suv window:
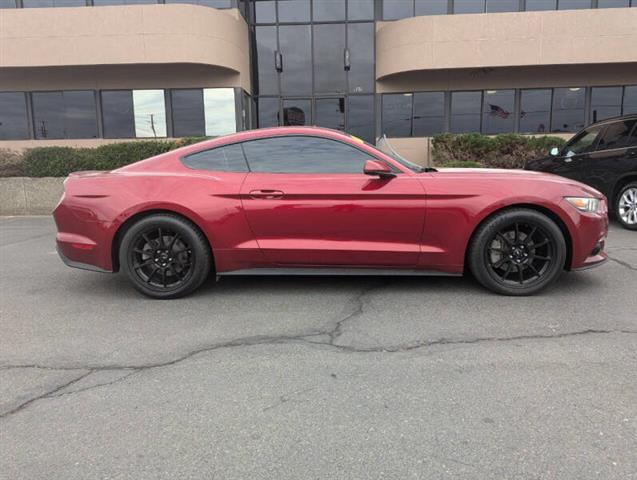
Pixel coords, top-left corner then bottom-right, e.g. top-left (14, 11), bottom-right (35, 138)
top-left (182, 143), bottom-right (248, 172)
top-left (241, 135), bottom-right (378, 174)
top-left (596, 120), bottom-right (637, 151)
top-left (563, 126), bottom-right (603, 157)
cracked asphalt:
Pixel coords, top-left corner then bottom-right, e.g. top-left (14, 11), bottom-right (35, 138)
top-left (1, 216), bottom-right (636, 479)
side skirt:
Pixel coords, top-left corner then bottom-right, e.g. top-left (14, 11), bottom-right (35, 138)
top-left (218, 267), bottom-right (461, 277)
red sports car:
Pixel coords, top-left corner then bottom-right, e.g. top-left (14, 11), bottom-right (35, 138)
top-left (53, 126), bottom-right (608, 299)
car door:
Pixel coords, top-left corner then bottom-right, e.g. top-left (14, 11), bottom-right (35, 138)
top-left (544, 125), bottom-right (604, 183)
top-left (585, 119), bottom-right (637, 196)
top-left (239, 134), bottom-right (427, 268)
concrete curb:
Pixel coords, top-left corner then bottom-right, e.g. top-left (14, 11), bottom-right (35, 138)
top-left (0, 177), bottom-right (64, 216)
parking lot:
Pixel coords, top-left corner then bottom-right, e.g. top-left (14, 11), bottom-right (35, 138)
top-left (1, 216), bottom-right (636, 479)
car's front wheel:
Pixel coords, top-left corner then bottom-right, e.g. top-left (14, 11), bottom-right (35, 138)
top-left (468, 209), bottom-right (567, 296)
top-left (119, 214), bottom-right (212, 299)
top-left (615, 182), bottom-right (637, 231)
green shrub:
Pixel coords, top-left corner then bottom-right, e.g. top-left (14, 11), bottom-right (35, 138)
top-left (21, 137), bottom-right (211, 177)
top-left (438, 160), bottom-right (484, 168)
top-left (432, 133), bottom-right (566, 169)
top-left (0, 149), bottom-right (25, 177)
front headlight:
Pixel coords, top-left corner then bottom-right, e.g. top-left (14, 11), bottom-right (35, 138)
top-left (565, 197), bottom-right (600, 213)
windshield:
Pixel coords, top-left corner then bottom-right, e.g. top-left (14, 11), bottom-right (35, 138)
top-left (374, 136), bottom-right (430, 173)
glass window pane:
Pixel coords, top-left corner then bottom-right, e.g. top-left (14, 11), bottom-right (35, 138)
top-left (348, 95), bottom-right (375, 144)
top-left (93, 0), bottom-right (157, 5)
top-left (564, 126), bottom-right (603, 155)
top-left (482, 89), bottom-right (514, 134)
top-left (313, 0), bottom-right (345, 20)
top-left (0, 0), bottom-right (17, 8)
top-left (348, 0), bottom-right (374, 20)
top-left (258, 97), bottom-right (280, 127)
top-left (558, 0), bottom-right (591, 9)
top-left (313, 24), bottom-right (346, 94)
top-left (182, 144), bottom-right (248, 172)
top-left (597, 0), bottom-right (630, 6)
top-left (254, 0), bottom-right (276, 21)
top-left (203, 88), bottom-right (236, 136)
top-left (282, 99), bottom-right (311, 126)
top-left (454, 0), bottom-right (485, 13)
top-left (596, 119), bottom-right (636, 150)
top-left (133, 90), bottom-right (166, 138)
top-left (551, 87), bottom-right (585, 133)
top-left (32, 91), bottom-right (97, 139)
top-left (255, 26), bottom-right (278, 96)
top-left (0, 92), bottom-right (29, 140)
top-left (242, 135), bottom-right (374, 173)
top-left (279, 25), bottom-right (312, 95)
top-left (413, 92), bottom-right (445, 136)
top-left (277, 0), bottom-right (310, 22)
top-left (383, 0), bottom-right (413, 19)
top-left (382, 93), bottom-right (412, 137)
top-left (315, 98), bottom-right (345, 131)
top-left (590, 86), bottom-right (622, 123)
top-left (23, 0), bottom-right (86, 6)
top-left (525, 0), bottom-right (556, 9)
top-left (450, 91), bottom-right (482, 133)
top-left (165, 0), bottom-right (233, 7)
top-left (520, 89), bottom-right (551, 133)
top-left (102, 91), bottom-right (135, 138)
top-left (171, 89), bottom-right (205, 137)
top-left (624, 86), bottom-right (637, 114)
top-left (415, 0), bottom-right (448, 15)
top-left (348, 23), bottom-right (375, 94)
top-left (486, 0), bottom-right (520, 12)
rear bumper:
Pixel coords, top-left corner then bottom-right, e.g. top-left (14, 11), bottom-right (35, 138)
top-left (56, 245), bottom-right (112, 273)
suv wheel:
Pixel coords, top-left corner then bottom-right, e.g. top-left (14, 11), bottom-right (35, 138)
top-left (616, 182), bottom-right (637, 230)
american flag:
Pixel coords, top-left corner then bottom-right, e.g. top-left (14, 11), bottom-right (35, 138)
top-left (488, 104), bottom-right (510, 119)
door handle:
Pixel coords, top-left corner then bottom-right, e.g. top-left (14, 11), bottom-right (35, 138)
top-left (249, 189), bottom-right (284, 199)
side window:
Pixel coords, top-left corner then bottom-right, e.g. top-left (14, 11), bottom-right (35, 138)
top-left (182, 144), bottom-right (248, 172)
top-left (596, 120), bottom-right (637, 151)
top-left (563, 126), bottom-right (602, 157)
top-left (241, 136), bottom-right (377, 174)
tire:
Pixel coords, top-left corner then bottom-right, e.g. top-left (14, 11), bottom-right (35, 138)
top-left (468, 209), bottom-right (566, 296)
top-left (119, 214), bottom-right (212, 299)
top-left (615, 182), bottom-right (637, 231)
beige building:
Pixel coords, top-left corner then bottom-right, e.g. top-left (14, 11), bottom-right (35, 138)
top-left (1, 0), bottom-right (636, 163)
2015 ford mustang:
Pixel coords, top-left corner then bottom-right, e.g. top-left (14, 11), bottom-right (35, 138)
top-left (53, 127), bottom-right (608, 298)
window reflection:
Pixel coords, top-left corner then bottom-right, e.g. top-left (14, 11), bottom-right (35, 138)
top-left (348, 23), bottom-right (375, 94)
top-left (524, 0), bottom-right (556, 9)
top-left (32, 91), bottom-right (97, 139)
top-left (557, 0), bottom-right (591, 9)
top-left (597, 0), bottom-right (630, 7)
top-left (315, 98), bottom-right (346, 131)
top-left (590, 86), bottom-right (622, 123)
top-left (348, 95), bottom-right (375, 143)
top-left (313, 24), bottom-right (346, 94)
top-left (486, 0), bottom-right (520, 12)
top-left (132, 90), bottom-right (166, 138)
top-left (23, 0), bottom-right (86, 7)
top-left (279, 25), bottom-right (312, 95)
top-left (255, 26), bottom-right (278, 96)
top-left (454, 0), bottom-right (485, 14)
top-left (277, 0), bottom-right (310, 22)
top-left (282, 99), bottom-right (311, 126)
top-left (0, 92), bottom-right (29, 140)
top-left (171, 89), bottom-right (205, 137)
top-left (519, 89), bottom-right (551, 133)
top-left (258, 97), bottom-right (280, 127)
top-left (313, 0), bottom-right (345, 21)
top-left (482, 89), bottom-right (514, 134)
top-left (415, 0), bottom-right (448, 15)
top-left (551, 87), bottom-right (585, 132)
top-left (348, 0), bottom-right (374, 20)
top-left (254, 0), bottom-right (275, 22)
top-left (624, 86), bottom-right (637, 114)
top-left (450, 91), bottom-right (482, 133)
top-left (382, 94), bottom-right (412, 137)
top-left (383, 0), bottom-right (413, 19)
top-left (203, 88), bottom-right (236, 136)
top-left (413, 92), bottom-right (445, 136)
top-left (0, 0), bottom-right (17, 8)
top-left (93, 0), bottom-right (157, 5)
top-left (102, 91), bottom-right (135, 138)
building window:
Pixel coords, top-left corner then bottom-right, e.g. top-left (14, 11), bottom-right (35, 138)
top-left (255, 26), bottom-right (278, 96)
top-left (519, 89), bottom-right (551, 133)
top-left (165, 0), bottom-right (234, 7)
top-left (203, 88), bottom-right (236, 136)
top-left (182, 144), bottom-right (249, 172)
top-left (486, 0), bottom-right (520, 12)
top-left (590, 86), bottom-right (623, 123)
top-left (313, 24), bottom-right (347, 94)
top-left (101, 91), bottom-right (135, 138)
top-left (348, 0), bottom-right (374, 20)
top-left (254, 0), bottom-right (276, 22)
top-left (450, 91), bottom-right (482, 133)
top-left (92, 0), bottom-right (158, 5)
top-left (0, 92), bottom-right (29, 140)
top-left (22, 0), bottom-right (86, 6)
top-left (413, 92), bottom-right (445, 136)
top-left (348, 95), bottom-right (375, 143)
top-left (383, 0), bottom-right (414, 19)
top-left (132, 90), bottom-right (167, 138)
top-left (557, 0), bottom-right (591, 9)
top-left (312, 0), bottom-right (345, 21)
top-left (282, 98), bottom-right (312, 126)
top-left (482, 89), bottom-right (515, 134)
top-left (258, 97), bottom-right (280, 127)
top-left (624, 86), bottom-right (637, 114)
top-left (382, 94), bottom-right (413, 137)
top-left (277, 0), bottom-right (310, 22)
top-left (415, 0), bottom-right (448, 15)
top-left (347, 23), bottom-right (375, 94)
top-left (32, 91), bottom-right (97, 139)
top-left (171, 89), bottom-right (206, 137)
top-left (525, 0), bottom-right (557, 9)
top-left (0, 0), bottom-right (17, 8)
top-left (551, 87), bottom-right (585, 132)
top-left (454, 0), bottom-right (486, 14)
top-left (597, 0), bottom-right (630, 7)
top-left (279, 25), bottom-right (312, 95)
top-left (315, 97), bottom-right (345, 131)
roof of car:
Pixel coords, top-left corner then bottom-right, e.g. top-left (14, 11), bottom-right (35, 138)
top-left (588, 113), bottom-right (637, 127)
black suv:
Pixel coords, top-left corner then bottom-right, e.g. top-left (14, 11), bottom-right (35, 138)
top-left (526, 114), bottom-right (637, 230)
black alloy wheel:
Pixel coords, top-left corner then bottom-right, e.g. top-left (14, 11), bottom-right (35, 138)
top-left (120, 214), bottom-right (212, 299)
top-left (469, 209), bottom-right (566, 295)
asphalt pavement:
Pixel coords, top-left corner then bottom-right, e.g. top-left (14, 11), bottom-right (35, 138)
top-left (1, 216), bottom-right (636, 479)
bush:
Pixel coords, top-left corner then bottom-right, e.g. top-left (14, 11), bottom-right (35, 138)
top-left (22, 137), bottom-right (209, 177)
top-left (437, 160), bottom-right (484, 168)
top-left (432, 133), bottom-right (566, 169)
top-left (0, 149), bottom-right (25, 177)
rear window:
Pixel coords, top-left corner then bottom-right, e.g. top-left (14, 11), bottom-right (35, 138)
top-left (596, 120), bottom-right (637, 151)
top-left (182, 144), bottom-right (248, 172)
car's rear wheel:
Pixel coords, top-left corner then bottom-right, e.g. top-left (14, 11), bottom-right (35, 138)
top-left (119, 214), bottom-right (212, 299)
top-left (615, 182), bottom-right (637, 231)
top-left (468, 209), bottom-right (566, 296)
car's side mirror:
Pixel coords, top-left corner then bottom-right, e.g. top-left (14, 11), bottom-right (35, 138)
top-left (364, 160), bottom-right (394, 179)
top-left (550, 147), bottom-right (560, 156)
